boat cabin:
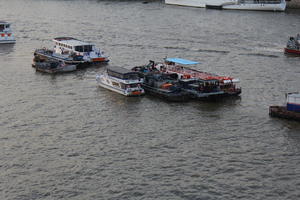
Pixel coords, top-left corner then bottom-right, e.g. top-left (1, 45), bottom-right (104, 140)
top-left (53, 37), bottom-right (96, 55)
top-left (0, 21), bottom-right (15, 44)
top-left (179, 78), bottom-right (221, 92)
top-left (107, 66), bottom-right (140, 80)
top-left (0, 21), bottom-right (11, 32)
top-left (287, 93), bottom-right (300, 112)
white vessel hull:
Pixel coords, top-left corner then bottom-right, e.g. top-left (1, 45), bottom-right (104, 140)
top-left (97, 79), bottom-right (128, 96)
top-left (0, 40), bottom-right (16, 44)
top-left (165, 0), bottom-right (286, 11)
top-left (224, 2), bottom-right (286, 11)
top-left (96, 74), bottom-right (144, 97)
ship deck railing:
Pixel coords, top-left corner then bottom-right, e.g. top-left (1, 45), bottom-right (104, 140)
top-left (239, 0), bottom-right (283, 4)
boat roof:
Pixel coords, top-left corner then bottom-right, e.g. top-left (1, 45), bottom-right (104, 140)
top-left (166, 58), bottom-right (200, 65)
top-left (0, 21), bottom-right (10, 25)
top-left (287, 93), bottom-right (300, 98)
top-left (53, 37), bottom-right (92, 46)
top-left (107, 66), bottom-right (137, 75)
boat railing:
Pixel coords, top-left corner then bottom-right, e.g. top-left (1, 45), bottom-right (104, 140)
top-left (239, 0), bottom-right (283, 4)
top-left (165, 64), bottom-right (216, 80)
top-left (109, 75), bottom-right (143, 84)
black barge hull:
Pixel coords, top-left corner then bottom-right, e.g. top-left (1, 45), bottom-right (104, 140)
top-left (269, 106), bottom-right (300, 122)
top-left (142, 84), bottom-right (190, 102)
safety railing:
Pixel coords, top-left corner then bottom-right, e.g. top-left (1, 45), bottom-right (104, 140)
top-left (239, 0), bottom-right (283, 4)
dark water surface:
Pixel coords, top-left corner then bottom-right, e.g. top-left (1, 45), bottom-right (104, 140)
top-left (1, 0), bottom-right (300, 199)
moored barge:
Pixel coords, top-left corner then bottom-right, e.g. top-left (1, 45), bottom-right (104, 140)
top-left (32, 60), bottom-right (76, 74)
top-left (142, 72), bottom-right (190, 102)
top-left (132, 64), bottom-right (225, 101)
top-left (269, 93), bottom-right (300, 121)
top-left (150, 58), bottom-right (241, 97)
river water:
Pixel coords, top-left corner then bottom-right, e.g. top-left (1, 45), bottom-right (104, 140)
top-left (1, 0), bottom-right (300, 199)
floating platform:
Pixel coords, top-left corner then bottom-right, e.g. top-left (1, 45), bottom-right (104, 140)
top-left (269, 106), bottom-right (300, 122)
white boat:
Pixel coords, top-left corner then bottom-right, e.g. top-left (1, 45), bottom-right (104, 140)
top-left (53, 37), bottom-right (109, 63)
top-left (96, 66), bottom-right (145, 96)
top-left (34, 37), bottom-right (109, 68)
top-left (165, 0), bottom-right (286, 11)
top-left (0, 21), bottom-right (16, 44)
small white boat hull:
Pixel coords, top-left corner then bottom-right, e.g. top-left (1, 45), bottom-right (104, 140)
top-left (165, 0), bottom-right (207, 7)
top-left (223, 2), bottom-right (286, 11)
top-left (0, 40), bottom-right (16, 44)
top-left (165, 0), bottom-right (286, 11)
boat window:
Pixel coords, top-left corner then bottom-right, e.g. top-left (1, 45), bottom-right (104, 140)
top-left (128, 83), bottom-right (138, 88)
top-left (84, 45), bottom-right (93, 52)
top-left (0, 25), bottom-right (4, 31)
top-left (124, 73), bottom-right (138, 80)
top-left (112, 82), bottom-right (120, 87)
top-left (5, 24), bottom-right (9, 29)
top-left (75, 46), bottom-right (84, 52)
top-left (108, 71), bottom-right (123, 79)
top-left (120, 83), bottom-right (125, 89)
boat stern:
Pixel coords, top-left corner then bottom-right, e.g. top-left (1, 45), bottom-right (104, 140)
top-left (125, 87), bottom-right (145, 96)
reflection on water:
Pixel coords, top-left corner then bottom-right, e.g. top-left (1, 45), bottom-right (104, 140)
top-left (0, 43), bottom-right (15, 55)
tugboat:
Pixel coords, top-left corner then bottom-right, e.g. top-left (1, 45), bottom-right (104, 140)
top-left (269, 93), bottom-right (300, 122)
top-left (146, 58), bottom-right (241, 97)
top-left (284, 34), bottom-right (300, 55)
top-left (34, 37), bottom-right (109, 68)
top-left (0, 21), bottom-right (15, 44)
top-left (96, 66), bottom-right (144, 97)
top-left (142, 72), bottom-right (190, 102)
top-left (32, 59), bottom-right (76, 74)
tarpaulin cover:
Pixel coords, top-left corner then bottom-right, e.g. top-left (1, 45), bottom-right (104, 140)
top-left (165, 58), bottom-right (199, 65)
